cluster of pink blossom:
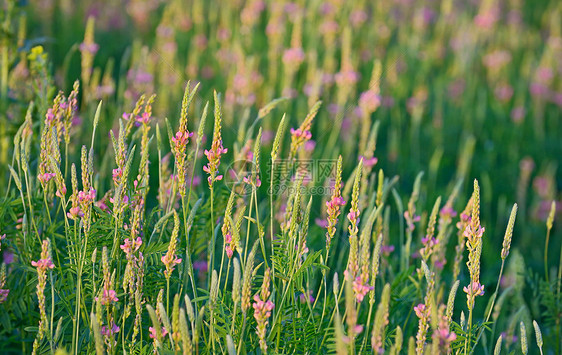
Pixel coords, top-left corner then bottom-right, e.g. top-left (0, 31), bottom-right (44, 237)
top-left (433, 306), bottom-right (457, 353)
top-left (120, 237), bottom-right (142, 257)
top-left (325, 194), bottom-right (345, 248)
top-left (404, 211), bottom-right (421, 233)
top-left (0, 240), bottom-right (8, 303)
top-left (335, 69), bottom-right (360, 87)
top-left (32, 239), bottom-right (54, 350)
top-left (358, 155), bottom-right (378, 168)
top-left (203, 94), bottom-right (228, 186)
top-left (161, 251), bottom-right (182, 278)
top-left (253, 268), bottom-right (274, 352)
top-left (352, 276), bottom-right (373, 302)
top-left (463, 281), bottom-right (485, 298)
top-left (149, 326), bottom-right (168, 339)
top-left (283, 47), bottom-right (306, 69)
top-left (290, 128), bottom-right (312, 141)
top-left (224, 232), bottom-right (235, 258)
top-left (98, 288), bottom-right (119, 306)
top-left (67, 188), bottom-right (96, 219)
top-left (79, 42), bottom-right (99, 55)
top-left (243, 174), bottom-right (262, 187)
top-left (358, 90), bottom-right (381, 115)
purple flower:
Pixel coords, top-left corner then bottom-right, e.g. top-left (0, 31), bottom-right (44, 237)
top-left (381, 96), bottom-right (395, 108)
top-left (97, 289), bottom-right (119, 305)
top-left (474, 8), bottom-right (499, 29)
top-left (101, 322), bottom-right (120, 336)
top-left (31, 258), bottom-right (54, 270)
top-left (414, 303), bottom-right (426, 318)
top-left (315, 218), bottom-right (329, 228)
top-left (304, 140), bottom-right (316, 152)
top-left (193, 260), bottom-right (208, 273)
top-left (463, 281), bottom-right (485, 297)
top-left (149, 326), bottom-right (168, 339)
top-left (0, 289), bottom-right (9, 303)
top-left (79, 42), bottom-right (99, 55)
top-left (381, 245), bottom-right (395, 255)
top-left (536, 67), bottom-right (554, 83)
top-left (440, 206), bottom-right (457, 219)
top-left (243, 175), bottom-right (262, 187)
top-left (358, 155), bottom-right (378, 168)
top-left (3, 251), bottom-right (14, 264)
top-left (494, 84), bottom-right (513, 102)
top-left (290, 128), bottom-right (312, 140)
top-left (203, 138), bottom-right (228, 186)
top-left (353, 276), bottom-right (373, 302)
top-left (120, 237), bottom-right (142, 255)
top-left (349, 10), bottom-right (368, 27)
top-left (161, 254), bottom-right (182, 268)
top-left (530, 82), bottom-right (550, 99)
top-left (299, 290), bottom-right (315, 304)
top-left (358, 90), bottom-right (381, 114)
top-left (335, 70), bottom-right (360, 87)
top-left (319, 20), bottom-right (339, 36)
top-left (67, 206), bottom-right (84, 219)
top-left (283, 47), bottom-right (306, 68)
top-left (511, 107), bottom-right (526, 123)
top-left (38, 173), bottom-right (56, 184)
top-left (482, 50), bottom-right (511, 70)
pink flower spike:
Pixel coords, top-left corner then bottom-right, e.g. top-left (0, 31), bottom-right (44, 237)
top-left (149, 326), bottom-right (167, 339)
top-left (414, 303), bottom-right (426, 318)
top-left (463, 281), bottom-right (485, 297)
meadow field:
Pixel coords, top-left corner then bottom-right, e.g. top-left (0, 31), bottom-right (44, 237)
top-left (0, 0), bottom-right (561, 353)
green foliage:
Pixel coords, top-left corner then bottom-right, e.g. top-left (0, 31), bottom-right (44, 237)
top-left (0, 0), bottom-right (561, 354)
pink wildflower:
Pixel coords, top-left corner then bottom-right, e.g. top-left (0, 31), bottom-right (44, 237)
top-left (97, 289), bottom-right (119, 305)
top-left (358, 90), bottom-right (381, 114)
top-left (353, 276), bottom-right (373, 302)
top-left (120, 237), bottom-right (143, 255)
top-left (203, 101), bottom-right (228, 186)
top-left (414, 303), bottom-right (427, 318)
top-left (358, 155), bottom-right (377, 168)
top-left (283, 47), bottom-right (306, 68)
top-left (149, 326), bottom-right (168, 339)
top-left (101, 323), bottom-right (120, 337)
top-left (463, 281), bottom-right (485, 297)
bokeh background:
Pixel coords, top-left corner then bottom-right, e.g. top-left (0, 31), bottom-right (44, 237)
top-left (1, 0), bottom-right (562, 351)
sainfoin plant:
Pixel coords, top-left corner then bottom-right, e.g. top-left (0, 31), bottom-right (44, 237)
top-left (1, 0), bottom-right (562, 354)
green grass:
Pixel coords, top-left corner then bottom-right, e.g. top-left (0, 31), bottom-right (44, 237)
top-left (0, 0), bottom-right (561, 354)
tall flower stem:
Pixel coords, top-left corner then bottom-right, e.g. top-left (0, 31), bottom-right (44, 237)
top-left (208, 186), bottom-right (215, 287)
top-left (243, 192), bottom-right (254, 265)
top-left (269, 160), bottom-right (275, 271)
top-left (182, 198), bottom-right (198, 302)
top-left (253, 188), bottom-right (268, 268)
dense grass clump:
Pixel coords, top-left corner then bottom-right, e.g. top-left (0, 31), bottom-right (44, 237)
top-left (0, 0), bottom-right (561, 354)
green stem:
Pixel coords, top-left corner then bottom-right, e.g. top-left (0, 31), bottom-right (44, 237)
top-left (317, 282), bottom-right (345, 351)
top-left (71, 222), bottom-right (78, 354)
top-left (208, 185), bottom-right (215, 287)
top-left (237, 314), bottom-right (247, 355)
top-left (166, 276), bottom-right (170, 316)
top-left (253, 187), bottom-right (268, 268)
top-left (473, 261), bottom-right (505, 354)
top-left (545, 227), bottom-right (552, 283)
top-left (181, 198), bottom-right (198, 304)
top-left (243, 192), bottom-right (254, 264)
top-left (49, 271), bottom-right (55, 354)
top-left (269, 160), bottom-right (275, 275)
top-left (465, 306), bottom-right (473, 355)
top-left (556, 242), bottom-right (562, 354)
